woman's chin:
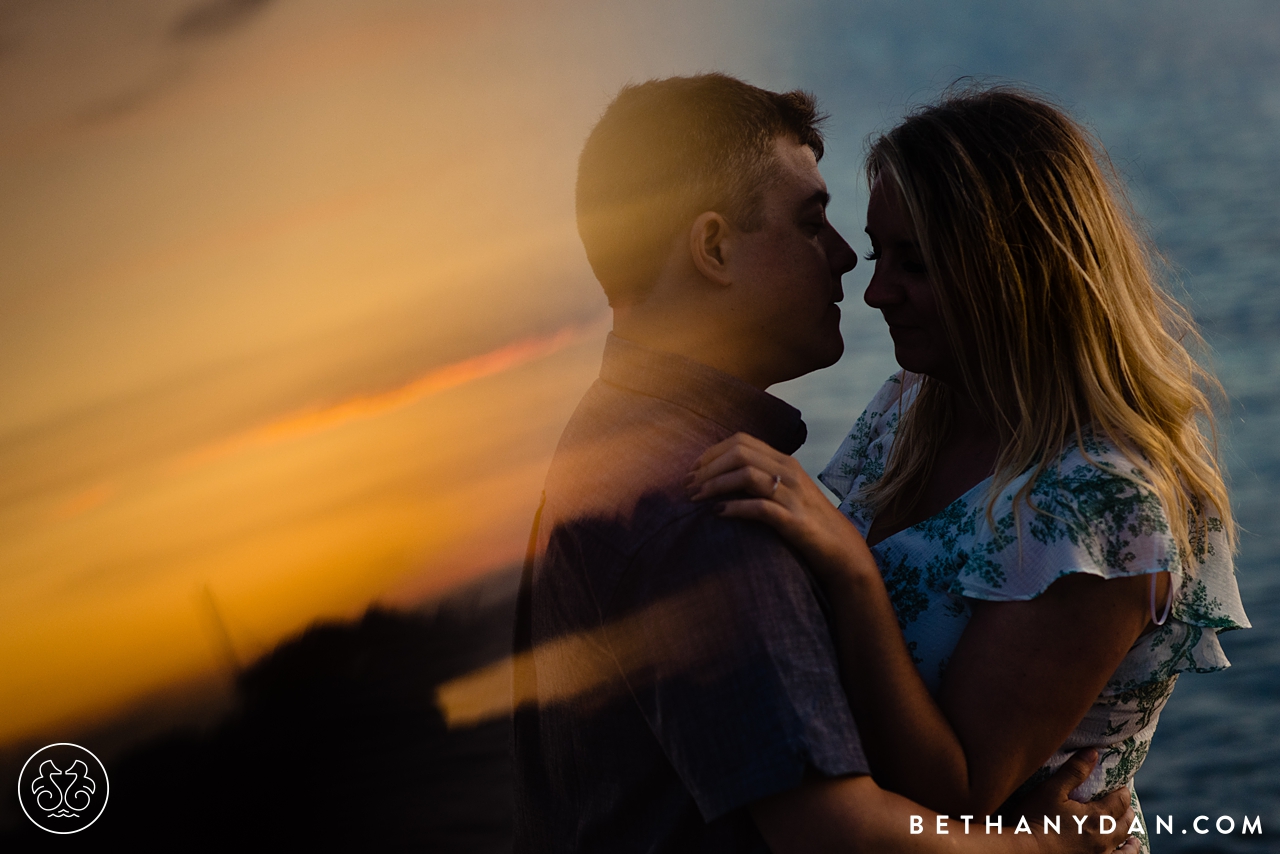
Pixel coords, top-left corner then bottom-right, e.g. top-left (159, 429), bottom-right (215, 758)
top-left (891, 350), bottom-right (960, 386)
top-left (891, 346), bottom-right (929, 376)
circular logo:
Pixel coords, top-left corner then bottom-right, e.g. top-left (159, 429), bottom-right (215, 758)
top-left (17, 743), bottom-right (109, 834)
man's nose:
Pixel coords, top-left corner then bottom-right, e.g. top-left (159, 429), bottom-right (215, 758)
top-left (826, 226), bottom-right (857, 276)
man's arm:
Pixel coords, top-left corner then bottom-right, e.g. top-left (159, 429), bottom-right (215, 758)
top-left (607, 509), bottom-right (873, 822)
top-left (752, 750), bottom-right (1138, 854)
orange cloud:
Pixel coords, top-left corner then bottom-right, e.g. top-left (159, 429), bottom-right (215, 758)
top-left (177, 322), bottom-right (594, 471)
top-left (53, 482), bottom-right (117, 520)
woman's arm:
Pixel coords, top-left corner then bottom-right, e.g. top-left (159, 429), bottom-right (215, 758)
top-left (688, 432), bottom-right (1156, 815)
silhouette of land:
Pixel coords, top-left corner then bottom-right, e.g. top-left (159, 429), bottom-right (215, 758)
top-left (1, 568), bottom-right (520, 851)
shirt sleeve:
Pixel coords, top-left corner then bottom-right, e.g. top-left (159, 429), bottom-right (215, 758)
top-left (951, 440), bottom-right (1249, 674)
top-left (603, 509), bottom-right (869, 822)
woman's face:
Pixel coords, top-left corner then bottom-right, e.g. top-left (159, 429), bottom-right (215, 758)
top-left (863, 180), bottom-right (962, 386)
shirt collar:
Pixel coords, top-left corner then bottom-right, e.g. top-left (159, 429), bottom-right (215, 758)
top-left (598, 333), bottom-right (807, 454)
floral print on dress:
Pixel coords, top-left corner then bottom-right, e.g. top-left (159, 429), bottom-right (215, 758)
top-left (818, 374), bottom-right (1249, 853)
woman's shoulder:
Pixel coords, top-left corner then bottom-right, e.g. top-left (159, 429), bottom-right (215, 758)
top-left (959, 432), bottom-right (1180, 593)
top-left (1022, 432), bottom-right (1174, 559)
top-left (818, 372), bottom-right (917, 502)
top-left (955, 430), bottom-right (1248, 644)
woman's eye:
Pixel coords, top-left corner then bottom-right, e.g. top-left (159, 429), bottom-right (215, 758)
top-left (863, 249), bottom-right (880, 261)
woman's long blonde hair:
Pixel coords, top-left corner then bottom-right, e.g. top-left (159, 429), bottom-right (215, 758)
top-left (863, 86), bottom-right (1235, 561)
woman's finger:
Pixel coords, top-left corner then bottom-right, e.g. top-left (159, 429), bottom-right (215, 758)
top-left (692, 443), bottom-right (765, 484)
top-left (694, 431), bottom-right (770, 467)
top-left (689, 465), bottom-right (787, 503)
top-left (692, 443), bottom-right (798, 492)
top-left (715, 497), bottom-right (794, 531)
top-left (695, 440), bottom-right (780, 482)
top-left (694, 432), bottom-right (788, 476)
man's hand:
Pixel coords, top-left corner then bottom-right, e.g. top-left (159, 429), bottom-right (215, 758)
top-left (1020, 749), bottom-right (1140, 854)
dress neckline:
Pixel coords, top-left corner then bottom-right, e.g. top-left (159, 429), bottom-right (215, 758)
top-left (867, 472), bottom-right (996, 549)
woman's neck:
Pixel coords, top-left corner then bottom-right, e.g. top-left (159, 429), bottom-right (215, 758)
top-left (867, 382), bottom-right (1002, 547)
top-left (948, 387), bottom-right (1001, 450)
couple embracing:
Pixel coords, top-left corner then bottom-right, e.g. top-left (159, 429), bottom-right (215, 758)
top-left (513, 73), bottom-right (1247, 853)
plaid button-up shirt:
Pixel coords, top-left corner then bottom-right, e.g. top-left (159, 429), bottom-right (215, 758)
top-left (514, 334), bottom-right (867, 853)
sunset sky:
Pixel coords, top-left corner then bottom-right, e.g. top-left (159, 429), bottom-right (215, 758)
top-left (8, 0), bottom-right (1269, 764)
top-left (0, 0), bottom-right (826, 746)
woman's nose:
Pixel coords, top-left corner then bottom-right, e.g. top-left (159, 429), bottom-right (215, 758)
top-left (863, 267), bottom-right (900, 309)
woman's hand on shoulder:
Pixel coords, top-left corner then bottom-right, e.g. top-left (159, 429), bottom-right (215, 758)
top-left (687, 432), bottom-right (878, 587)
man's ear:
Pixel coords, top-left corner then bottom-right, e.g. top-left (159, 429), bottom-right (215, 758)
top-left (688, 211), bottom-right (734, 288)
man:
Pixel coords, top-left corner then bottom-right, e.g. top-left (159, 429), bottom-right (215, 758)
top-left (513, 73), bottom-right (1135, 853)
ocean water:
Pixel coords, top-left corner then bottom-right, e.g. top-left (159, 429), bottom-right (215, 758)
top-left (768, 2), bottom-right (1280, 850)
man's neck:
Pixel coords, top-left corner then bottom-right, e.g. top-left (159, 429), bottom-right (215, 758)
top-left (611, 314), bottom-right (773, 391)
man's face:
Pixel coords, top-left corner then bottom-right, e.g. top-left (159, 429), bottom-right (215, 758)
top-left (727, 137), bottom-right (857, 387)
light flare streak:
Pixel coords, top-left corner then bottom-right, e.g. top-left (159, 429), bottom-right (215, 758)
top-left (435, 575), bottom-right (735, 729)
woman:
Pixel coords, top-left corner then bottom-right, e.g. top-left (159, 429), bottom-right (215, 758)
top-left (686, 87), bottom-right (1248, 848)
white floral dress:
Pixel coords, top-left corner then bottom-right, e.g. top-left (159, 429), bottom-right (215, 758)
top-left (818, 374), bottom-right (1249, 850)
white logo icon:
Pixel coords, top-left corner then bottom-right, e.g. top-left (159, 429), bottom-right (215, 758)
top-left (17, 743), bottom-right (109, 834)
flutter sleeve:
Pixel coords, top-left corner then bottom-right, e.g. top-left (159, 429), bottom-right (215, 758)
top-left (819, 373), bottom-right (913, 516)
top-left (952, 435), bottom-right (1249, 674)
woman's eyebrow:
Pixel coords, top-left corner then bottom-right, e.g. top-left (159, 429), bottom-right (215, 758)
top-left (863, 226), bottom-right (918, 250)
top-left (802, 189), bottom-right (831, 210)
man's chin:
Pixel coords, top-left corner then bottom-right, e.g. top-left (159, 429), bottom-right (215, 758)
top-left (821, 345), bottom-right (844, 370)
top-left (808, 338), bottom-right (845, 374)
top-left (769, 334), bottom-right (844, 386)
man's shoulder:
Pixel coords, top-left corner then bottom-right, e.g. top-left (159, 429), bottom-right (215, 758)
top-left (542, 378), bottom-right (729, 527)
top-left (614, 506), bottom-right (817, 615)
top-left (537, 379), bottom-right (823, 617)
